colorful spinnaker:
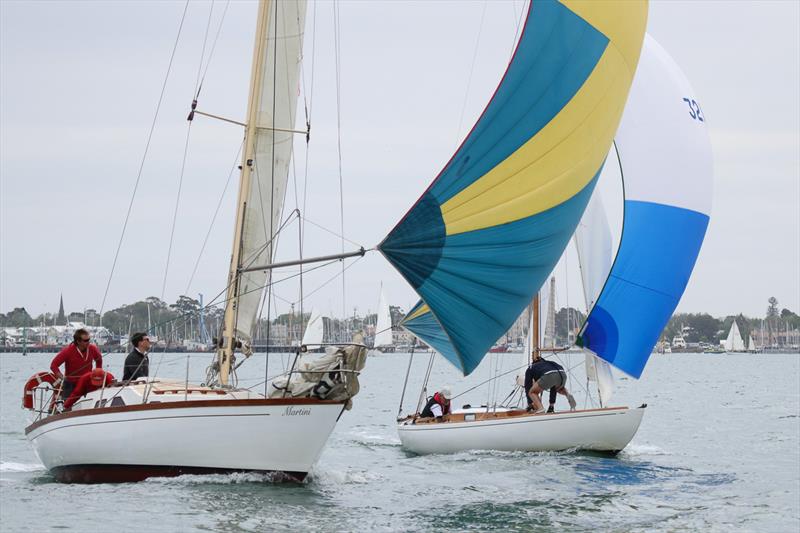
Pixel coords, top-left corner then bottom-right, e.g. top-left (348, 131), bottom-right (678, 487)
top-left (576, 34), bottom-right (714, 378)
top-left (382, 0), bottom-right (648, 375)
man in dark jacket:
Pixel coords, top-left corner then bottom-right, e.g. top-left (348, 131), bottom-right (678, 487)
top-left (123, 332), bottom-right (151, 382)
top-left (524, 353), bottom-right (576, 413)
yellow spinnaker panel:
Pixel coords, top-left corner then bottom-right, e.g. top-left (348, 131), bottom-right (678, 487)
top-left (441, 1), bottom-right (647, 236)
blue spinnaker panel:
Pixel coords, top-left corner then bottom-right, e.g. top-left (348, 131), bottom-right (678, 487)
top-left (578, 201), bottom-right (709, 377)
top-left (577, 35), bottom-right (713, 378)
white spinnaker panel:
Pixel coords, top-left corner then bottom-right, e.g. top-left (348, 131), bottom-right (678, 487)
top-left (235, 0), bottom-right (308, 342)
top-left (574, 192), bottom-right (613, 311)
top-left (374, 288), bottom-right (393, 348)
top-left (574, 190), bottom-right (615, 405)
top-left (615, 35), bottom-right (712, 216)
top-left (302, 309), bottom-right (324, 346)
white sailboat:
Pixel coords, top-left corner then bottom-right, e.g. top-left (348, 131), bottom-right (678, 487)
top-left (747, 334), bottom-right (758, 353)
top-left (370, 286), bottom-right (394, 354)
top-left (301, 308), bottom-right (325, 348)
top-left (725, 320), bottom-right (746, 352)
top-left (23, 0), bottom-right (367, 483)
top-left (396, 26), bottom-right (713, 455)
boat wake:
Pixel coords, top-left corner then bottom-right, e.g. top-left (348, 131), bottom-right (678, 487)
top-left (619, 443), bottom-right (669, 457)
top-left (0, 461), bottom-right (45, 473)
top-left (307, 467), bottom-right (383, 485)
top-left (142, 472), bottom-right (297, 485)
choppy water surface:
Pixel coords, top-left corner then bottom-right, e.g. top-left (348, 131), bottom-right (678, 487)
top-left (1, 351), bottom-right (798, 531)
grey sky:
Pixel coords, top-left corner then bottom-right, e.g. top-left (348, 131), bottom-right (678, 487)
top-left (1, 0), bottom-right (798, 322)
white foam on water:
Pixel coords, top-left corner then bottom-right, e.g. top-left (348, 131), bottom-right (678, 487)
top-left (308, 466), bottom-right (383, 485)
top-left (622, 443), bottom-right (669, 456)
top-left (0, 461), bottom-right (45, 473)
top-left (142, 472), bottom-right (286, 485)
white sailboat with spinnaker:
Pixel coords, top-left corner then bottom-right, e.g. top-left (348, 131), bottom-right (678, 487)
top-left (396, 28), bottom-right (714, 455)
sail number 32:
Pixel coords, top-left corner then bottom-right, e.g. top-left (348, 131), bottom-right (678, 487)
top-left (682, 97), bottom-right (705, 121)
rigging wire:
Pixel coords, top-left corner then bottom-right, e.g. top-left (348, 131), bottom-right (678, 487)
top-left (184, 141), bottom-right (243, 294)
top-left (161, 121), bottom-right (193, 300)
top-left (99, 0), bottom-right (191, 316)
top-left (196, 0), bottom-right (232, 97)
top-left (332, 0), bottom-right (347, 328)
top-left (161, 0), bottom-right (218, 301)
top-left (452, 0), bottom-right (488, 152)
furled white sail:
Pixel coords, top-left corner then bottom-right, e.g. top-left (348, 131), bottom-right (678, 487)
top-left (725, 320), bottom-right (746, 352)
top-left (374, 288), bottom-right (393, 348)
top-left (574, 191), bottom-right (615, 405)
top-left (234, 0), bottom-right (308, 343)
top-left (542, 277), bottom-right (557, 348)
top-left (302, 309), bottom-right (324, 346)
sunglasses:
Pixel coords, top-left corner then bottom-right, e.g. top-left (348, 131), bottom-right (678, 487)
top-left (78, 338), bottom-right (91, 343)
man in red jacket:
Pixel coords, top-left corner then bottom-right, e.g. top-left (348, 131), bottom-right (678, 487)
top-left (63, 368), bottom-right (115, 410)
top-left (50, 328), bottom-right (103, 400)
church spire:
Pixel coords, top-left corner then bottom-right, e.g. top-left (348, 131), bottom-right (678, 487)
top-left (57, 294), bottom-right (66, 325)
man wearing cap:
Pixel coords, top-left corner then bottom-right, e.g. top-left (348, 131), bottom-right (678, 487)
top-left (63, 368), bottom-right (115, 410)
top-left (123, 332), bottom-right (151, 382)
top-left (420, 387), bottom-right (452, 421)
top-left (50, 328), bottom-right (103, 401)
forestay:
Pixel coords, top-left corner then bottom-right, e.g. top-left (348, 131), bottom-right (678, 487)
top-left (577, 35), bottom-right (713, 378)
top-left (385, 0), bottom-right (648, 375)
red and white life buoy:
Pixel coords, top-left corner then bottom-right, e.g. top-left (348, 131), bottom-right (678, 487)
top-left (23, 371), bottom-right (62, 410)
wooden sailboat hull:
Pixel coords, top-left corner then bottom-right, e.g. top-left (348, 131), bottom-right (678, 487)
top-left (397, 406), bottom-right (645, 455)
top-left (26, 397), bottom-right (347, 483)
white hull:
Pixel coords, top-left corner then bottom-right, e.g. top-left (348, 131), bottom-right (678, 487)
top-left (26, 384), bottom-right (346, 483)
top-left (398, 406), bottom-right (645, 455)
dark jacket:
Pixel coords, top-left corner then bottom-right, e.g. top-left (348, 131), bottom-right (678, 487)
top-left (123, 349), bottom-right (149, 381)
top-left (420, 392), bottom-right (451, 419)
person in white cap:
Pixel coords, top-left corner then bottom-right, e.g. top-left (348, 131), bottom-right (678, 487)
top-left (420, 386), bottom-right (452, 421)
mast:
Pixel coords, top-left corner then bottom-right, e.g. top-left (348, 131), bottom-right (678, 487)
top-left (217, 0), bottom-right (272, 386)
top-left (531, 293), bottom-right (540, 364)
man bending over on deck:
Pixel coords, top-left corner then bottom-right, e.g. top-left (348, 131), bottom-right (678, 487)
top-left (63, 368), bottom-right (115, 410)
top-left (524, 353), bottom-right (576, 413)
top-left (50, 328), bottom-right (103, 401)
top-left (420, 387), bottom-right (452, 421)
top-left (123, 332), bottom-right (151, 382)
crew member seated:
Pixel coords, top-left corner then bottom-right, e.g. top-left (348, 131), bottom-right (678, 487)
top-left (420, 387), bottom-right (452, 421)
top-left (63, 368), bottom-right (115, 410)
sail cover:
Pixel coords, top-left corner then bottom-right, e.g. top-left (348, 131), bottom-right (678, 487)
top-left (383, 0), bottom-right (648, 375)
top-left (577, 34), bottom-right (713, 378)
top-left (234, 0), bottom-right (308, 343)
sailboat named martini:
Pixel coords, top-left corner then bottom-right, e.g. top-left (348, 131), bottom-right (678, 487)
top-left (390, 2), bottom-right (713, 455)
top-left (22, 0), bottom-right (368, 483)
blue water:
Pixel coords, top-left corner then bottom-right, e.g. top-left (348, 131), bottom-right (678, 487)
top-left (1, 352), bottom-right (798, 531)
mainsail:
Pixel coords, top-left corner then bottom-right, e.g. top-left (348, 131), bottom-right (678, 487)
top-left (577, 34), bottom-right (714, 378)
top-left (387, 0), bottom-right (648, 375)
top-left (218, 0), bottom-right (308, 383)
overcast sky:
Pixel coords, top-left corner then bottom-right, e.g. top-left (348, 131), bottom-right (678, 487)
top-left (1, 0), bottom-right (798, 322)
